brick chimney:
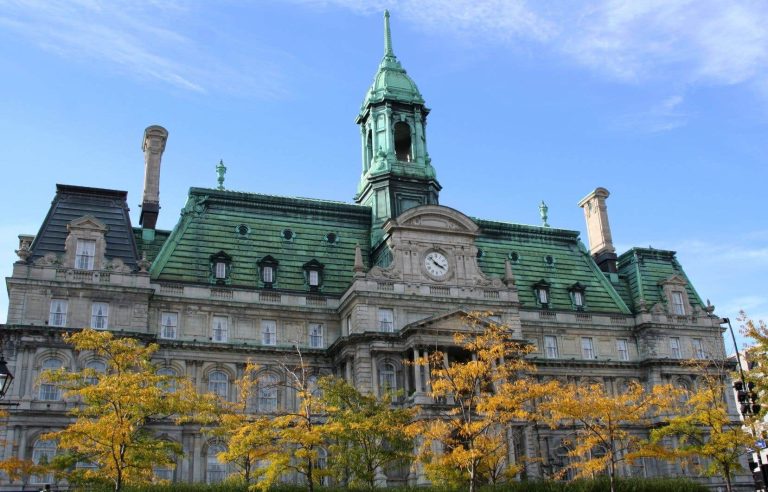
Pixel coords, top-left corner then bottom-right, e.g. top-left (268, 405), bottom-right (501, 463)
top-left (139, 125), bottom-right (168, 230)
top-left (578, 187), bottom-right (618, 273)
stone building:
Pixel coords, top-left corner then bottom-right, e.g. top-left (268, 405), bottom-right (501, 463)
top-left (0, 11), bottom-right (748, 490)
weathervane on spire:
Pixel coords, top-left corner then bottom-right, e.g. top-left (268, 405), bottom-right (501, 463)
top-left (216, 159), bottom-right (227, 190)
top-left (384, 10), bottom-right (393, 56)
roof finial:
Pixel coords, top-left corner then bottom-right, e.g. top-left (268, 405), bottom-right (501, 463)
top-left (216, 159), bottom-right (227, 191)
top-left (384, 10), bottom-right (393, 56)
top-left (539, 200), bottom-right (549, 228)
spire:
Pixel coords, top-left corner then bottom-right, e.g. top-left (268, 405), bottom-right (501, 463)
top-left (384, 10), bottom-right (393, 57)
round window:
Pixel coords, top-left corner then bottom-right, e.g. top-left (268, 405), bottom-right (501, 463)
top-left (282, 229), bottom-right (294, 241)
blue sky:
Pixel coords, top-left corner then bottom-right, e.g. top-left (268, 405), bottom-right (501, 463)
top-left (0, 0), bottom-right (766, 351)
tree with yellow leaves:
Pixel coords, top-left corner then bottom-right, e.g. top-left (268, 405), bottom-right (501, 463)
top-left (538, 379), bottom-right (677, 492)
top-left (37, 329), bottom-right (203, 492)
top-left (413, 313), bottom-right (554, 492)
top-left (648, 358), bottom-right (753, 492)
top-left (320, 376), bottom-right (414, 488)
top-left (205, 361), bottom-right (275, 485)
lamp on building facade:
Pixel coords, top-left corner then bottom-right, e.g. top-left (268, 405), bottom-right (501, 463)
top-left (0, 356), bottom-right (14, 399)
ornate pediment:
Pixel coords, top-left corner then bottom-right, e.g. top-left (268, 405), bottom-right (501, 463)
top-left (67, 215), bottom-right (108, 233)
top-left (385, 205), bottom-right (479, 235)
top-left (659, 274), bottom-right (687, 287)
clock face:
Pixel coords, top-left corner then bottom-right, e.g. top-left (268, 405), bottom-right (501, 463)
top-left (424, 251), bottom-right (449, 278)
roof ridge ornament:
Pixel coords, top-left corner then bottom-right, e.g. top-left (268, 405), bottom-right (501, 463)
top-left (216, 159), bottom-right (227, 191)
top-left (539, 200), bottom-right (549, 228)
top-left (384, 10), bottom-right (393, 57)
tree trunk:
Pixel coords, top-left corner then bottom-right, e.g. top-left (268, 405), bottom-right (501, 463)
top-left (724, 463), bottom-right (732, 492)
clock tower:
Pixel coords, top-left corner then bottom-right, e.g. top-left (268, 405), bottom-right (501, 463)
top-left (355, 11), bottom-right (441, 248)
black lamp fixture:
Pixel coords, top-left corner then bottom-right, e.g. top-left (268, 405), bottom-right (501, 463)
top-left (0, 356), bottom-right (14, 399)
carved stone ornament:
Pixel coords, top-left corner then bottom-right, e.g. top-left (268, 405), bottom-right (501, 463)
top-left (137, 252), bottom-right (151, 273)
top-left (34, 252), bottom-right (60, 266)
top-left (108, 258), bottom-right (133, 273)
top-left (15, 246), bottom-right (32, 262)
top-left (367, 265), bottom-right (402, 280)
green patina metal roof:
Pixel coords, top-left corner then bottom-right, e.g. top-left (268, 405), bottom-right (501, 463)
top-left (618, 247), bottom-right (705, 312)
top-left (133, 229), bottom-right (170, 263)
top-left (474, 219), bottom-right (631, 314)
top-left (150, 188), bottom-right (372, 295)
top-left (360, 10), bottom-right (424, 112)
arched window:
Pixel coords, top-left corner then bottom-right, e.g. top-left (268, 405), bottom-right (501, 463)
top-left (379, 362), bottom-right (397, 395)
top-left (259, 373), bottom-right (278, 412)
top-left (157, 367), bottom-right (178, 393)
top-left (366, 130), bottom-right (373, 169)
top-left (316, 447), bottom-right (329, 485)
top-left (31, 439), bottom-right (57, 484)
top-left (85, 359), bottom-right (106, 385)
top-left (39, 357), bottom-right (62, 401)
top-left (208, 371), bottom-right (229, 399)
top-left (394, 122), bottom-right (412, 162)
top-left (206, 442), bottom-right (228, 484)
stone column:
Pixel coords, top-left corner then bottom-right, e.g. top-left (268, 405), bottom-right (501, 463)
top-left (345, 359), bottom-right (353, 385)
top-left (413, 347), bottom-right (422, 393)
top-left (422, 349), bottom-right (431, 393)
top-left (371, 355), bottom-right (379, 396)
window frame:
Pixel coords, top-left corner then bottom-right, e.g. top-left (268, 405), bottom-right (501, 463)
top-left (209, 251), bottom-right (232, 285)
top-left (379, 362), bottom-right (397, 395)
top-left (75, 239), bottom-right (96, 270)
top-left (308, 323), bottom-right (324, 349)
top-left (692, 338), bottom-right (706, 359)
top-left (533, 280), bottom-right (550, 308)
top-left (670, 337), bottom-right (682, 359)
top-left (378, 308), bottom-right (395, 333)
top-left (39, 357), bottom-right (63, 401)
top-left (211, 316), bottom-right (228, 343)
top-left (91, 302), bottom-right (109, 330)
top-left (261, 319), bottom-right (277, 346)
top-left (671, 291), bottom-right (686, 315)
top-left (303, 259), bottom-right (325, 292)
top-left (543, 335), bottom-right (559, 359)
top-left (616, 339), bottom-right (629, 361)
top-left (208, 370), bottom-right (229, 399)
top-left (257, 255), bottom-right (279, 289)
top-left (581, 337), bottom-right (596, 360)
top-left (160, 311), bottom-right (178, 340)
top-left (259, 373), bottom-right (279, 412)
top-left (49, 298), bottom-right (68, 327)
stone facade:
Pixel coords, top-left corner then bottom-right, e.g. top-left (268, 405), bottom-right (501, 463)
top-left (0, 11), bottom-right (752, 491)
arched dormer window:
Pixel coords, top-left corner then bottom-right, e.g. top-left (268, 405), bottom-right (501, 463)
top-left (533, 279), bottom-right (550, 308)
top-left (210, 251), bottom-right (232, 285)
top-left (568, 282), bottom-right (586, 311)
top-left (303, 259), bottom-right (324, 292)
top-left (258, 255), bottom-right (278, 289)
top-left (394, 121), bottom-right (412, 162)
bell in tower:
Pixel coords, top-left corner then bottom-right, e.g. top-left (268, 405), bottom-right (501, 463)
top-left (355, 11), bottom-right (441, 247)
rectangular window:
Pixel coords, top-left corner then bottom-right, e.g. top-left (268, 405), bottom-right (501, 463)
top-left (91, 302), bottom-right (109, 329)
top-left (617, 339), bottom-right (629, 361)
top-left (49, 299), bottom-right (68, 327)
top-left (378, 308), bottom-right (394, 332)
top-left (262, 265), bottom-right (274, 284)
top-left (215, 262), bottom-right (227, 279)
top-left (212, 316), bottom-right (228, 343)
top-left (572, 291), bottom-right (584, 308)
top-left (75, 239), bottom-right (96, 270)
top-left (309, 270), bottom-right (319, 287)
top-left (261, 320), bottom-right (277, 346)
top-left (692, 338), bottom-right (706, 359)
top-left (581, 337), bottom-right (595, 359)
top-left (160, 312), bottom-right (178, 340)
top-left (309, 323), bottom-right (323, 348)
top-left (670, 337), bottom-right (682, 358)
top-left (345, 314), bottom-right (352, 335)
top-left (537, 288), bottom-right (549, 305)
top-left (544, 335), bottom-right (558, 359)
top-left (671, 291), bottom-right (686, 315)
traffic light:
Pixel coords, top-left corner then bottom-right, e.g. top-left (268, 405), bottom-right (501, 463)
top-left (734, 380), bottom-right (761, 416)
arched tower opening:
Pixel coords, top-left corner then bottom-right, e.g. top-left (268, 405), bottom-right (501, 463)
top-left (394, 122), bottom-right (412, 162)
top-left (366, 130), bottom-right (373, 170)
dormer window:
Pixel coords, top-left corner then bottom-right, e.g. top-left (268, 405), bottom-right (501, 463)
top-left (258, 255), bottom-right (279, 289)
top-left (75, 239), bottom-right (96, 270)
top-left (303, 259), bottom-right (324, 292)
top-left (569, 283), bottom-right (586, 311)
top-left (533, 280), bottom-right (550, 307)
top-left (671, 291), bottom-right (686, 315)
top-left (210, 251), bottom-right (232, 285)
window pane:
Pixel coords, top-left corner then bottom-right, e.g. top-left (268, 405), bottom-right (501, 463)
top-left (157, 368), bottom-right (178, 393)
top-left (161, 312), bottom-right (178, 339)
top-left (261, 320), bottom-right (276, 346)
top-left (91, 302), bottom-right (109, 329)
top-left (75, 239), bottom-right (96, 270)
top-left (379, 363), bottom-right (397, 394)
top-left (309, 323), bottom-right (323, 348)
top-left (581, 337), bottom-right (595, 359)
top-left (670, 337), bottom-right (681, 358)
top-left (672, 291), bottom-right (686, 315)
top-left (537, 288), bottom-right (548, 304)
top-left (208, 371), bottom-right (228, 399)
top-left (309, 270), bottom-right (319, 286)
top-left (31, 440), bottom-right (57, 484)
top-left (206, 443), bottom-right (228, 484)
top-left (617, 339), bottom-right (629, 361)
top-left (544, 336), bottom-right (558, 358)
top-left (263, 266), bottom-right (274, 283)
top-left (573, 291), bottom-right (584, 307)
top-left (378, 308), bottom-right (394, 332)
top-left (259, 374), bottom-right (278, 412)
top-left (215, 262), bottom-right (226, 279)
top-left (85, 360), bottom-right (106, 385)
top-left (49, 299), bottom-right (68, 327)
top-left (212, 316), bottom-right (228, 343)
top-left (39, 358), bottom-right (62, 400)
top-left (693, 339), bottom-right (705, 358)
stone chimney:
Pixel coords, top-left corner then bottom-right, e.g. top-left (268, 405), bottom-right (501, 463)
top-left (578, 187), bottom-right (618, 273)
top-left (139, 125), bottom-right (168, 230)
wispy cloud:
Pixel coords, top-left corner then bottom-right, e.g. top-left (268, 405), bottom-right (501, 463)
top-left (619, 94), bottom-right (688, 133)
top-left (0, 0), bottom-right (290, 97)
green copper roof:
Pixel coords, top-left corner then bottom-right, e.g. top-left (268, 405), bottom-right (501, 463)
top-left (360, 11), bottom-right (424, 111)
top-left (133, 228), bottom-right (170, 262)
top-left (150, 188), bottom-right (371, 295)
top-left (617, 247), bottom-right (705, 312)
top-left (474, 219), bottom-right (631, 314)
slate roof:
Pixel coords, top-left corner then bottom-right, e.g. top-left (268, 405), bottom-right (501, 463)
top-left (29, 184), bottom-right (139, 267)
top-left (150, 188), bottom-right (372, 295)
top-left (474, 219), bottom-right (631, 314)
top-left (617, 247), bottom-right (705, 311)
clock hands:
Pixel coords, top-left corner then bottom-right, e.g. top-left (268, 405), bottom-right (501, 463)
top-left (430, 258), bottom-right (446, 271)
